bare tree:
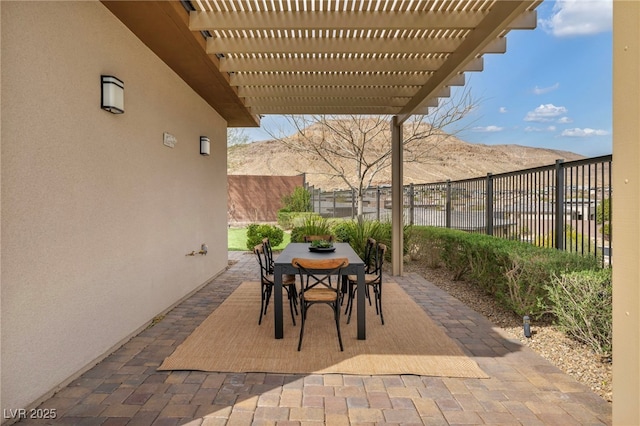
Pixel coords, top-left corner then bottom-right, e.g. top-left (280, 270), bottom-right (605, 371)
top-left (266, 88), bottom-right (476, 217)
top-left (227, 128), bottom-right (250, 147)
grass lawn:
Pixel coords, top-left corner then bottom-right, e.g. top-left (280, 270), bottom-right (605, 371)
top-left (228, 227), bottom-right (291, 251)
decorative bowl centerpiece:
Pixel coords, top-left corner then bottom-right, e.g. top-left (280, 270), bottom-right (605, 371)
top-left (308, 239), bottom-right (336, 252)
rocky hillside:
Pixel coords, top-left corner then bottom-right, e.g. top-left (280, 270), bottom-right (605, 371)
top-left (228, 123), bottom-right (584, 189)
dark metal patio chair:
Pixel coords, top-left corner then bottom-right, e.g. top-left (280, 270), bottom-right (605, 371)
top-left (254, 243), bottom-right (298, 326)
top-left (342, 237), bottom-right (376, 307)
top-left (292, 257), bottom-right (349, 351)
top-left (345, 242), bottom-right (387, 325)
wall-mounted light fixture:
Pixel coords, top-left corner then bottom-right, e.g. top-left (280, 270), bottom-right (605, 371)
top-left (200, 136), bottom-right (210, 156)
top-left (101, 75), bottom-right (124, 114)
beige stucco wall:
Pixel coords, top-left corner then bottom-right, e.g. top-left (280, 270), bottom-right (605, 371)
top-left (612, 2), bottom-right (640, 423)
top-left (1, 1), bottom-right (229, 411)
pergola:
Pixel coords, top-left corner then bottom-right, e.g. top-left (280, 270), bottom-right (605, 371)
top-left (103, 0), bottom-right (542, 275)
top-left (103, 0), bottom-right (540, 125)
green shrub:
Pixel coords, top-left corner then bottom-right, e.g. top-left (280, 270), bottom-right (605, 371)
top-left (465, 234), bottom-right (512, 294)
top-left (245, 223), bottom-right (284, 250)
top-left (544, 268), bottom-right (612, 355)
top-left (281, 186), bottom-right (312, 212)
top-left (290, 216), bottom-right (332, 242)
top-left (408, 226), bottom-right (599, 316)
top-left (407, 227), bottom-right (443, 268)
top-left (331, 218), bottom-right (391, 260)
top-left (332, 218), bottom-right (412, 261)
top-left (595, 198), bottom-right (611, 224)
top-left (331, 221), bottom-right (352, 244)
top-left (498, 244), bottom-right (599, 316)
top-left (421, 227), bottom-right (474, 281)
top-left (595, 198), bottom-right (612, 240)
top-left (277, 211), bottom-right (317, 230)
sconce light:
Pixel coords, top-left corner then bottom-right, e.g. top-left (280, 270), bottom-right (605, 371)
top-left (101, 75), bottom-right (124, 114)
top-left (200, 136), bottom-right (210, 156)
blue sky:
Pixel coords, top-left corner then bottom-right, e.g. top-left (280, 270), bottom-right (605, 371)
top-left (242, 0), bottom-right (613, 158)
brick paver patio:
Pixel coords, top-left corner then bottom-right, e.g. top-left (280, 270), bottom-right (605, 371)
top-left (14, 251), bottom-right (612, 425)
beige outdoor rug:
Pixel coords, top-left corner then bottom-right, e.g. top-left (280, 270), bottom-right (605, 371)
top-left (158, 281), bottom-right (488, 378)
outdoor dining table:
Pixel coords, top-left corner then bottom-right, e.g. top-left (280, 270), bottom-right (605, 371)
top-left (273, 242), bottom-right (366, 340)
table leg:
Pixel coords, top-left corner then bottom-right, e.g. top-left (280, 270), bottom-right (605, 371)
top-left (274, 264), bottom-right (283, 339)
top-left (357, 266), bottom-right (366, 340)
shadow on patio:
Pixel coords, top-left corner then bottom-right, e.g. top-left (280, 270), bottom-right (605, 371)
top-left (16, 251), bottom-right (611, 425)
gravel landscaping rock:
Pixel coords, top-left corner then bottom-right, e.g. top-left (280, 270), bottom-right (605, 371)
top-left (404, 262), bottom-right (613, 403)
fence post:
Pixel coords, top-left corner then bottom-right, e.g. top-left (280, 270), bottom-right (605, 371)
top-left (486, 173), bottom-right (494, 236)
top-left (409, 183), bottom-right (415, 225)
top-left (351, 189), bottom-right (355, 219)
top-left (554, 159), bottom-right (565, 250)
top-left (376, 187), bottom-right (381, 221)
top-left (333, 190), bottom-right (336, 218)
top-left (446, 180), bottom-right (452, 229)
top-left (309, 185), bottom-right (315, 214)
top-left (318, 189), bottom-right (322, 217)
top-left (312, 187), bottom-right (316, 214)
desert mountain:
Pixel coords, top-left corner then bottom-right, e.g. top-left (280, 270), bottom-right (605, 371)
top-left (228, 121), bottom-right (584, 190)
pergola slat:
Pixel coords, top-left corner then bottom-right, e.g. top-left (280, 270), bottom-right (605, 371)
top-left (229, 72), bottom-right (435, 86)
top-left (244, 97), bottom-right (410, 108)
top-left (219, 56), bottom-right (484, 73)
top-left (190, 10), bottom-right (486, 31)
top-left (238, 86), bottom-right (422, 98)
top-left (247, 102), bottom-right (437, 115)
top-left (207, 35), bottom-right (508, 56)
top-left (207, 36), bottom-right (462, 55)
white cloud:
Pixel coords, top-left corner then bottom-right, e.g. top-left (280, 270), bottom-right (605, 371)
top-left (561, 128), bottom-right (609, 137)
top-left (499, 107), bottom-right (508, 113)
top-left (557, 116), bottom-right (573, 124)
top-left (532, 83), bottom-right (560, 95)
top-left (540, 0), bottom-right (612, 37)
top-left (525, 125), bottom-right (557, 133)
top-left (472, 125), bottom-right (504, 133)
top-left (524, 104), bottom-right (568, 122)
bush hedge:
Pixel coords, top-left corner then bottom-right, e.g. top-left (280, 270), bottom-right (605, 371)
top-left (290, 216), bottom-right (333, 243)
top-left (409, 226), bottom-right (600, 317)
top-left (332, 218), bottom-right (391, 260)
top-left (281, 186), bottom-right (312, 213)
top-left (545, 268), bottom-right (612, 355)
top-left (245, 223), bottom-right (284, 250)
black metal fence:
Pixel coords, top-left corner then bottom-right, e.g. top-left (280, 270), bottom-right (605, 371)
top-left (307, 155), bottom-right (612, 266)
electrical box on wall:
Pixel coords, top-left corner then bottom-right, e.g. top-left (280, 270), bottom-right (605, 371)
top-left (163, 132), bottom-right (176, 148)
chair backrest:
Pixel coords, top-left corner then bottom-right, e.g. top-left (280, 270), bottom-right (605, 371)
top-left (363, 238), bottom-right (377, 273)
top-left (292, 257), bottom-right (349, 291)
top-left (254, 243), bottom-right (272, 284)
top-left (262, 237), bottom-right (274, 273)
top-left (303, 235), bottom-right (334, 243)
top-left (371, 243), bottom-right (386, 278)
